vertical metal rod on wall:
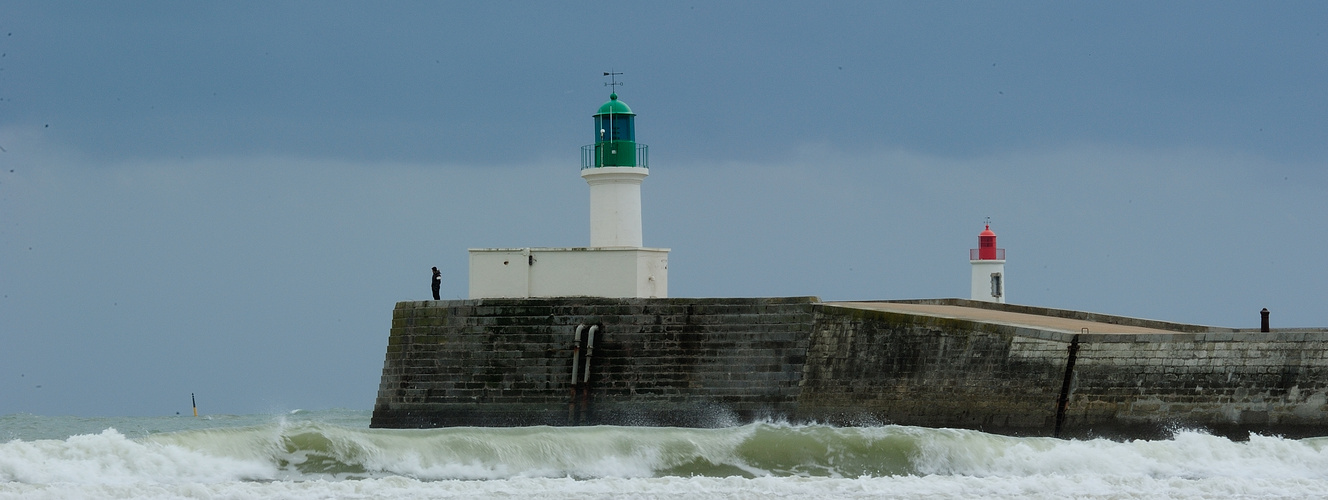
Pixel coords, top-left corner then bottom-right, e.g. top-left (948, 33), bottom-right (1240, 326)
top-left (579, 325), bottom-right (599, 423)
top-left (570, 324), bottom-right (586, 386)
top-left (569, 324), bottom-right (586, 424)
top-left (583, 326), bottom-right (597, 383)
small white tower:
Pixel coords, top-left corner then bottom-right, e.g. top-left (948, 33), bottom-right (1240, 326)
top-left (970, 221), bottom-right (1006, 303)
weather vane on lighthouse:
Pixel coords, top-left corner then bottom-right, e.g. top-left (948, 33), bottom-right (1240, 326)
top-left (604, 71), bottom-right (624, 91)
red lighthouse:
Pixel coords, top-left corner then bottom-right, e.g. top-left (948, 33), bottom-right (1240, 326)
top-left (970, 221), bottom-right (1006, 303)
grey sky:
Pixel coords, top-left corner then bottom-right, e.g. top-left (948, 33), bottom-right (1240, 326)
top-left (2, 2), bottom-right (1325, 416)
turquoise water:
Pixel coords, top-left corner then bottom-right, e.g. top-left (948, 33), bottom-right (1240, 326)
top-left (3, 409), bottom-right (1328, 499)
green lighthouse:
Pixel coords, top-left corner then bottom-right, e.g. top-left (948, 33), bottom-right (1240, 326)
top-left (584, 93), bottom-right (647, 168)
top-left (465, 78), bottom-right (668, 299)
top-left (580, 86), bottom-right (652, 249)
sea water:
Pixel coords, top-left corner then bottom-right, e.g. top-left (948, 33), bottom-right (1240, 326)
top-left (3, 409), bottom-right (1328, 499)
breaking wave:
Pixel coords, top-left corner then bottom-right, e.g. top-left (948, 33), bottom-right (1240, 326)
top-left (4, 411), bottom-right (1328, 498)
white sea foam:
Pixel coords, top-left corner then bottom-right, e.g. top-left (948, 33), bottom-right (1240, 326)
top-left (0, 428), bottom-right (275, 485)
top-left (909, 427), bottom-right (1328, 480)
top-left (3, 411), bottom-right (1328, 499)
top-left (4, 475), bottom-right (1328, 500)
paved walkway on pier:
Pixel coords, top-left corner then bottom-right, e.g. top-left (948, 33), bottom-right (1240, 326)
top-left (827, 302), bottom-right (1185, 335)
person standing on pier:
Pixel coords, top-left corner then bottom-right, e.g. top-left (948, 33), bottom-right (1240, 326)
top-left (431, 267), bottom-right (442, 300)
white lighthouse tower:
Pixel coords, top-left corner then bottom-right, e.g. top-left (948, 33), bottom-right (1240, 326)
top-left (583, 91), bottom-right (646, 247)
top-left (970, 221), bottom-right (1006, 303)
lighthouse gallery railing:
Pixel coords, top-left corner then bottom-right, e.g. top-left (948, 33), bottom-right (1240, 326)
top-left (581, 144), bottom-right (649, 169)
top-left (970, 248), bottom-right (1006, 260)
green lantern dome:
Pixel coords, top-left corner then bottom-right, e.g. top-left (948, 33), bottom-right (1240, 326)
top-left (596, 93), bottom-right (635, 116)
top-left (582, 92), bottom-right (647, 169)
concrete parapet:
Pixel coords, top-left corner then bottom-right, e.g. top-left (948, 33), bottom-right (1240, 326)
top-left (887, 298), bottom-right (1225, 333)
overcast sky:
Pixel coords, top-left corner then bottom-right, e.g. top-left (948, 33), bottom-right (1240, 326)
top-left (2, 1), bottom-right (1326, 417)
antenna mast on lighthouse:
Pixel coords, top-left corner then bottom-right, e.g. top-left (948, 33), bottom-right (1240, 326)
top-left (601, 71), bottom-right (623, 168)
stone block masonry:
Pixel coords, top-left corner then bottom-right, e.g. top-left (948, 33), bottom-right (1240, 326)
top-left (796, 305), bottom-right (1066, 430)
top-left (372, 297), bottom-right (816, 428)
top-left (1063, 331), bottom-right (1328, 438)
top-left (371, 297), bottom-right (1328, 439)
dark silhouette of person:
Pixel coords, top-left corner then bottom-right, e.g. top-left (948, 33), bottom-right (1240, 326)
top-left (431, 267), bottom-right (442, 300)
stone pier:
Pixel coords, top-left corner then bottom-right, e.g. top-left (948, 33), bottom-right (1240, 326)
top-left (372, 297), bottom-right (1328, 439)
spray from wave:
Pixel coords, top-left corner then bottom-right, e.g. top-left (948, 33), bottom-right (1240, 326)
top-left (5, 414), bottom-right (1328, 486)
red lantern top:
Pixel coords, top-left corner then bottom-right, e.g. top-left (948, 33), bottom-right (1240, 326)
top-left (971, 224), bottom-right (1005, 260)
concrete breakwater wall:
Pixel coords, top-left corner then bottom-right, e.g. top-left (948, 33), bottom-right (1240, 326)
top-left (371, 297), bottom-right (816, 428)
top-left (371, 297), bottom-right (1328, 438)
